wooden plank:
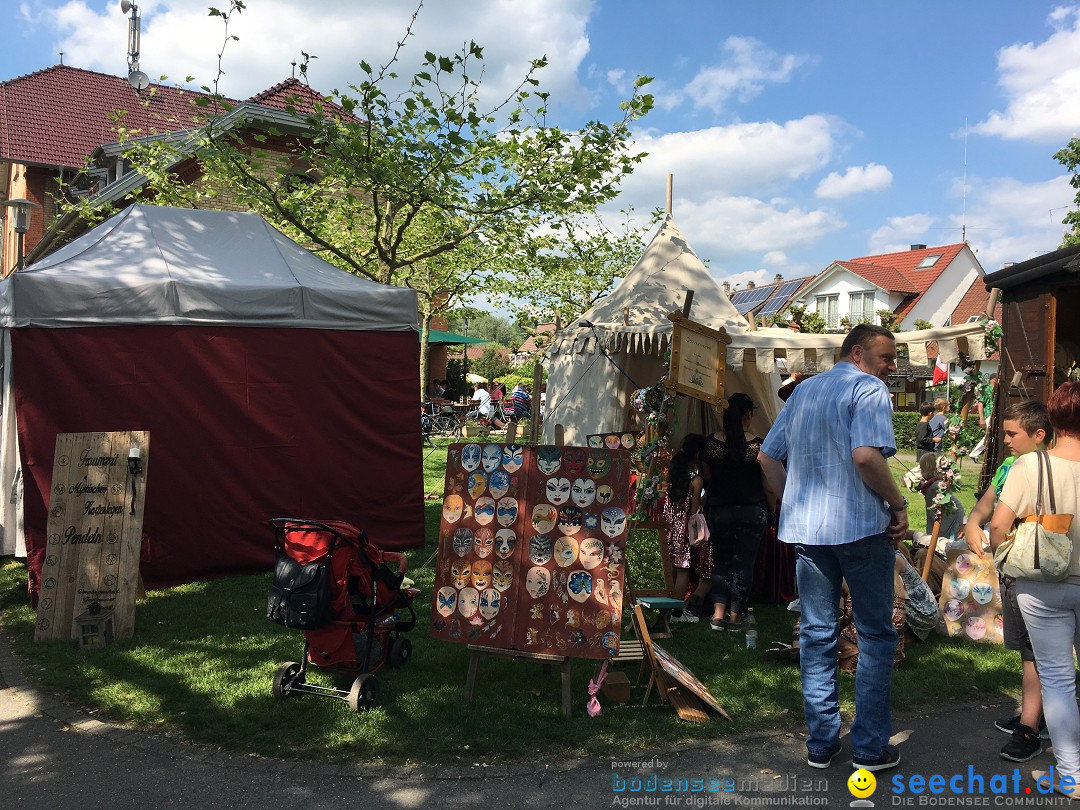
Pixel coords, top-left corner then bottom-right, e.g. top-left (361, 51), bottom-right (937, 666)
top-left (35, 431), bottom-right (148, 643)
top-left (664, 675), bottom-right (709, 724)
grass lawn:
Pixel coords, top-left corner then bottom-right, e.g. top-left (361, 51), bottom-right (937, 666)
top-left (0, 439), bottom-right (1016, 764)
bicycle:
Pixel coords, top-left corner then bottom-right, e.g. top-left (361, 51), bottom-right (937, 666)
top-left (421, 401), bottom-right (462, 438)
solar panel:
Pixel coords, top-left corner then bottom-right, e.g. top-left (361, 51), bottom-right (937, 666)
top-left (757, 279), bottom-right (805, 317)
top-left (730, 286), bottom-right (772, 314)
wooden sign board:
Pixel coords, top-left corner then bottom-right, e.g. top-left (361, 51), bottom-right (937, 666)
top-left (35, 431), bottom-right (149, 642)
top-left (663, 311), bottom-right (730, 409)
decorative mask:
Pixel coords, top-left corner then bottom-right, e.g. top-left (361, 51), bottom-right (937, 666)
top-left (571, 478), bottom-right (596, 508)
top-left (621, 434), bottom-right (635, 450)
top-left (579, 537), bottom-right (604, 570)
top-left (451, 559), bottom-right (472, 589)
top-left (943, 598), bottom-right (965, 622)
top-left (481, 443), bottom-right (502, 473)
top-left (471, 559), bottom-right (492, 589)
top-left (601, 507), bottom-right (627, 538)
top-left (467, 471), bottom-right (488, 499)
top-left (461, 443), bottom-right (482, 472)
top-left (493, 560), bottom-right (514, 591)
top-left (587, 448), bottom-right (611, 478)
top-left (502, 444), bottom-right (523, 473)
top-left (525, 566), bottom-right (551, 598)
top-left (529, 534), bottom-right (553, 565)
top-left (596, 484), bottom-right (615, 505)
top-left (435, 586), bottom-right (457, 617)
top-left (593, 576), bottom-right (608, 605)
top-left (608, 580), bottom-right (623, 610)
top-left (479, 588), bottom-right (501, 620)
top-left (567, 570), bottom-right (593, 603)
top-left (442, 494), bottom-right (464, 524)
top-left (563, 447), bottom-right (587, 478)
top-left (971, 582), bottom-right (994, 605)
top-left (965, 616), bottom-right (987, 641)
top-left (587, 435), bottom-right (603, 449)
top-left (458, 586), bottom-right (480, 618)
top-left (496, 497), bottom-right (519, 527)
top-left (602, 631), bottom-right (618, 654)
top-left (553, 536), bottom-right (579, 568)
top-left (489, 470), bottom-right (511, 499)
top-left (948, 578), bottom-right (971, 600)
top-left (452, 527), bottom-right (473, 557)
top-left (532, 504), bottom-right (557, 534)
top-left (494, 529), bottom-right (516, 559)
top-left (557, 505), bottom-right (582, 535)
top-left (545, 477), bottom-right (572, 506)
top-left (537, 446), bottom-right (562, 474)
top-left (604, 435), bottom-right (621, 450)
top-left (474, 496), bottom-right (496, 526)
top-left (473, 527), bottom-right (494, 558)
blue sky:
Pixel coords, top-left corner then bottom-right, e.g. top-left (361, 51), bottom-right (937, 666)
top-left (5, 1), bottom-right (1079, 288)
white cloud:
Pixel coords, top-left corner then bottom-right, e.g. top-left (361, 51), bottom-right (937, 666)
top-left (679, 36), bottom-right (813, 114)
top-left (39, 0), bottom-right (594, 104)
top-left (867, 214), bottom-right (937, 255)
top-left (972, 6), bottom-right (1080, 142)
top-left (815, 163), bottom-right (893, 199)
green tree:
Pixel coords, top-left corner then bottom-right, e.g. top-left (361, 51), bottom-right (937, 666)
top-left (70, 1), bottom-right (653, 398)
top-left (876, 309), bottom-right (900, 332)
top-left (785, 303), bottom-right (826, 334)
top-left (914, 318), bottom-right (933, 331)
top-left (1054, 136), bottom-right (1080, 247)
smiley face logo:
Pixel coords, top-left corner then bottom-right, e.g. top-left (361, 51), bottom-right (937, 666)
top-left (848, 768), bottom-right (876, 799)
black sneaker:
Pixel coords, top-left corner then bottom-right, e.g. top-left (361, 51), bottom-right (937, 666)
top-left (1001, 725), bottom-right (1043, 762)
top-left (852, 745), bottom-right (901, 772)
top-left (807, 742), bottom-right (842, 769)
top-left (996, 714), bottom-right (1051, 740)
top-left (726, 618), bottom-right (744, 632)
top-left (710, 618), bottom-right (727, 632)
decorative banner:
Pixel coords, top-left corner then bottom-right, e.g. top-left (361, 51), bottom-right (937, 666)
top-left (430, 443), bottom-right (631, 659)
top-left (35, 431), bottom-right (149, 642)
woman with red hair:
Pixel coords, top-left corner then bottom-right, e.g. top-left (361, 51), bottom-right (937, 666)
top-left (991, 382), bottom-right (1080, 798)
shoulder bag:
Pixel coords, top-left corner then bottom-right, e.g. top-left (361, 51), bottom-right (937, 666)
top-left (994, 451), bottom-right (1074, 582)
top-left (687, 510), bottom-right (710, 547)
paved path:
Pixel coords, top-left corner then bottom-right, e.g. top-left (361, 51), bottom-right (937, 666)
top-left (2, 633), bottom-right (1075, 808)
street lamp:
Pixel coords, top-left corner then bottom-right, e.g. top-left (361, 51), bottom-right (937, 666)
top-left (3, 198), bottom-right (41, 273)
top-left (463, 316), bottom-right (470, 386)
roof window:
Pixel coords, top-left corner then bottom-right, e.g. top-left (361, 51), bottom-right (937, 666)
top-left (915, 254), bottom-right (942, 269)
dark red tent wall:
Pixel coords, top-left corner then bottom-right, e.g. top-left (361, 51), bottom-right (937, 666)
top-left (15, 325), bottom-right (423, 595)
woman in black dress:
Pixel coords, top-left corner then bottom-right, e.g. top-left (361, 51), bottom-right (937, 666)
top-left (704, 392), bottom-right (776, 632)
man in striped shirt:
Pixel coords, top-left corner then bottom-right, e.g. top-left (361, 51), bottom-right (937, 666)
top-left (759, 323), bottom-right (909, 774)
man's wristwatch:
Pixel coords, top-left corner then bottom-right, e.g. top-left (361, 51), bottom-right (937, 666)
top-left (887, 497), bottom-right (908, 513)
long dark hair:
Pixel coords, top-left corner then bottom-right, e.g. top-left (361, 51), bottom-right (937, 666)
top-left (667, 433), bottom-right (706, 504)
top-left (722, 392), bottom-right (755, 461)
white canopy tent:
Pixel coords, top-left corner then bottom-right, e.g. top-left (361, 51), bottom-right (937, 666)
top-left (543, 215), bottom-right (992, 446)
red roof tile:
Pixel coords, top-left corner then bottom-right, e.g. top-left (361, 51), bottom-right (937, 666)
top-left (247, 77), bottom-right (348, 118)
top-left (834, 261), bottom-right (919, 294)
top-left (951, 276), bottom-right (1002, 325)
top-left (0, 65), bottom-right (228, 169)
top-left (833, 243), bottom-right (969, 320)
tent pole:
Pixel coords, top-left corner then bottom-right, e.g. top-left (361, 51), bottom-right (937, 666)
top-left (666, 174), bottom-right (673, 216)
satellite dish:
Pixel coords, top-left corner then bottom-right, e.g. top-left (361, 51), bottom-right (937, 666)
top-left (120, 0), bottom-right (134, 13)
top-left (127, 70), bottom-right (149, 91)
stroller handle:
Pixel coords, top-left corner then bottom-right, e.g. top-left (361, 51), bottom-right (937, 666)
top-left (382, 550), bottom-right (408, 576)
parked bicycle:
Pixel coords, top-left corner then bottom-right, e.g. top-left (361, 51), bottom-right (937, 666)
top-left (421, 401), bottom-right (462, 438)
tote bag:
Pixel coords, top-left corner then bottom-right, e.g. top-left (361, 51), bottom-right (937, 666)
top-left (994, 451), bottom-right (1074, 582)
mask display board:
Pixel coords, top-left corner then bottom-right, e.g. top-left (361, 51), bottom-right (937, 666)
top-left (431, 443), bottom-right (631, 659)
top-left (937, 546), bottom-right (1003, 645)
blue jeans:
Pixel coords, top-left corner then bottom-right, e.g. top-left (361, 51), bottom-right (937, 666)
top-left (795, 534), bottom-right (896, 760)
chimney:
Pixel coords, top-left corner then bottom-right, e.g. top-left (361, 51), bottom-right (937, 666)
top-left (721, 281), bottom-right (731, 295)
top-left (774, 273), bottom-right (783, 285)
top-left (747, 281), bottom-right (755, 289)
top-left (910, 244), bottom-right (927, 251)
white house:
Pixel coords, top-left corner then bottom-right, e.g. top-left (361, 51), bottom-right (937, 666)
top-left (793, 243), bottom-right (985, 331)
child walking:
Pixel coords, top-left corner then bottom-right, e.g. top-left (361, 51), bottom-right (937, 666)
top-left (662, 433), bottom-right (713, 621)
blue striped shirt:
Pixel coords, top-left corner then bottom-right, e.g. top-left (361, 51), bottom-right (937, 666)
top-left (760, 361), bottom-right (897, 546)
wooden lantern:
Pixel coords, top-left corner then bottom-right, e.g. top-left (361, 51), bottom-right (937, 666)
top-left (75, 603), bottom-right (115, 649)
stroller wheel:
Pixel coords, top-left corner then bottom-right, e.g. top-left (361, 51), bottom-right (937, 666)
top-left (388, 637), bottom-right (412, 668)
top-left (272, 661), bottom-right (303, 700)
top-left (348, 674), bottom-right (380, 713)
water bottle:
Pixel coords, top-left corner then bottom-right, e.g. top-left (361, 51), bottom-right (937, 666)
top-left (745, 607), bottom-right (758, 650)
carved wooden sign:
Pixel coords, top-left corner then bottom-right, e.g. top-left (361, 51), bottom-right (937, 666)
top-left (664, 311), bottom-right (731, 409)
top-left (35, 431), bottom-right (149, 642)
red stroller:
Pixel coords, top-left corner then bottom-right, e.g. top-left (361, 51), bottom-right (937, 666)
top-left (266, 518), bottom-right (418, 712)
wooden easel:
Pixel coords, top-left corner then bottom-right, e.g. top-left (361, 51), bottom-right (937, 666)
top-left (464, 645), bottom-right (573, 718)
top-left (633, 604), bottom-right (708, 723)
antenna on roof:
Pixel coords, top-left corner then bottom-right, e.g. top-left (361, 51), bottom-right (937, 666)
top-left (291, 60), bottom-right (297, 78)
top-left (120, 1), bottom-right (149, 94)
top-left (961, 119), bottom-right (968, 243)
top-left (59, 51), bottom-right (64, 65)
